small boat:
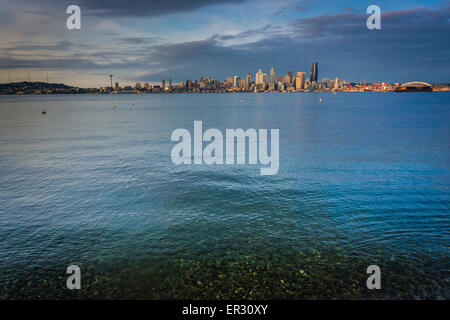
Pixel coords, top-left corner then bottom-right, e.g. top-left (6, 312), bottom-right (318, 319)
top-left (319, 98), bottom-right (323, 103)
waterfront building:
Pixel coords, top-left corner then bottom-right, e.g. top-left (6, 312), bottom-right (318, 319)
top-left (333, 77), bottom-right (339, 90)
top-left (255, 69), bottom-right (264, 85)
top-left (186, 80), bottom-right (193, 90)
top-left (309, 62), bottom-right (318, 83)
top-left (288, 71), bottom-right (293, 83)
top-left (277, 81), bottom-right (284, 90)
top-left (239, 78), bottom-right (245, 89)
top-left (269, 68), bottom-right (276, 90)
top-left (245, 73), bottom-right (252, 89)
top-left (295, 72), bottom-right (305, 90)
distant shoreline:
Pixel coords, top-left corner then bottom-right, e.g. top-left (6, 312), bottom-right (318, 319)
top-left (1, 81), bottom-right (449, 95)
top-left (1, 90), bottom-right (449, 95)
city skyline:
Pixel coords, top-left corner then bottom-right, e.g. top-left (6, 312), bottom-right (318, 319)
top-left (0, 0), bottom-right (449, 87)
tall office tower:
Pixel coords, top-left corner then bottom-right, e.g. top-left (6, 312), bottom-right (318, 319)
top-left (295, 72), bottom-right (301, 90)
top-left (239, 78), bottom-right (245, 88)
top-left (233, 75), bottom-right (238, 88)
top-left (263, 73), bottom-right (268, 85)
top-left (269, 68), bottom-right (276, 87)
top-left (162, 79), bottom-right (166, 88)
top-left (135, 82), bottom-right (141, 89)
top-left (295, 72), bottom-right (305, 90)
top-left (288, 71), bottom-right (293, 83)
top-left (114, 82), bottom-right (119, 91)
top-left (255, 69), bottom-right (264, 84)
top-left (309, 62), bottom-right (318, 83)
top-left (144, 82), bottom-right (150, 89)
top-left (169, 78), bottom-right (172, 87)
top-left (277, 75), bottom-right (282, 83)
top-left (283, 74), bottom-right (290, 85)
top-left (109, 75), bottom-right (113, 89)
top-left (246, 73), bottom-right (252, 88)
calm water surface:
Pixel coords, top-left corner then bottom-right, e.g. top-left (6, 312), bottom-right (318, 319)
top-left (0, 93), bottom-right (449, 299)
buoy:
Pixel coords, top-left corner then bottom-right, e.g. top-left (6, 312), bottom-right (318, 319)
top-left (319, 98), bottom-right (322, 103)
top-left (41, 110), bottom-right (46, 115)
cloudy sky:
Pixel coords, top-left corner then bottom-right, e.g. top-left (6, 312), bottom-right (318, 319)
top-left (0, 0), bottom-right (449, 87)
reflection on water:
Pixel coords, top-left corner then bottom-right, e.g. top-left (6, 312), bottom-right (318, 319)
top-left (0, 93), bottom-right (449, 299)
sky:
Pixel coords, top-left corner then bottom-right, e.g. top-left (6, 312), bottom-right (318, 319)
top-left (0, 0), bottom-right (449, 87)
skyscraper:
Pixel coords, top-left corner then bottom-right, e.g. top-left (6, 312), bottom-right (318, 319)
top-left (186, 80), bottom-right (193, 90)
top-left (295, 72), bottom-right (305, 90)
top-left (255, 69), bottom-right (264, 84)
top-left (246, 73), bottom-right (252, 88)
top-left (269, 67), bottom-right (276, 90)
top-left (288, 71), bottom-right (293, 83)
top-left (310, 62), bottom-right (318, 83)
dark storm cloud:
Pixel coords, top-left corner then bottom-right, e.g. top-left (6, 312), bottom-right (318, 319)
top-left (0, 56), bottom-right (141, 70)
top-left (3, 41), bottom-right (74, 52)
top-left (210, 25), bottom-right (278, 41)
top-left (118, 37), bottom-right (165, 45)
top-left (137, 4), bottom-right (450, 83)
top-left (78, 0), bottom-right (248, 17)
top-left (6, 0), bottom-right (248, 18)
top-left (289, 4), bottom-right (450, 40)
top-left (3, 2), bottom-right (449, 83)
top-left (135, 38), bottom-right (255, 81)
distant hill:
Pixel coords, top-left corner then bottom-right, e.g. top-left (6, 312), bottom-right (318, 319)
top-left (0, 81), bottom-right (74, 91)
top-left (0, 81), bottom-right (95, 94)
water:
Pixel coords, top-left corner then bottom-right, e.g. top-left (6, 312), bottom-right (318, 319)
top-left (0, 93), bottom-right (449, 299)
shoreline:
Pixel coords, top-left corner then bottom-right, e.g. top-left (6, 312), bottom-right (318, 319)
top-left (1, 90), bottom-right (449, 96)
